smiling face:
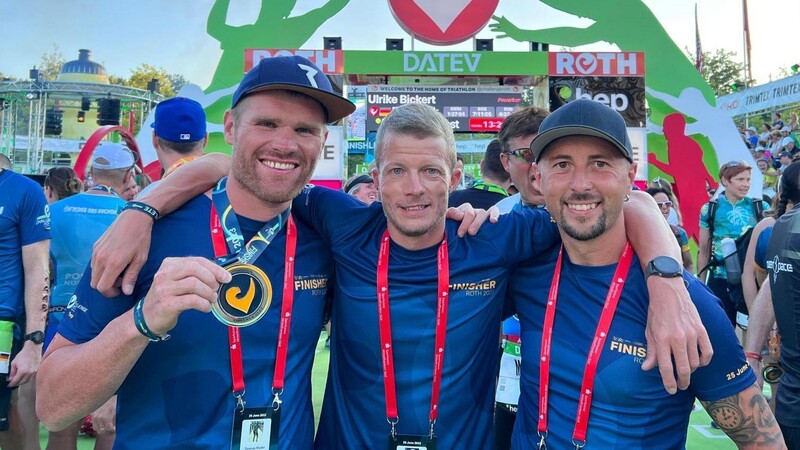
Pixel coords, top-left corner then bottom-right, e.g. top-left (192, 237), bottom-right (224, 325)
top-left (353, 182), bottom-right (379, 205)
top-left (373, 132), bottom-right (460, 250)
top-left (534, 136), bottom-right (635, 242)
top-left (721, 169), bottom-right (752, 202)
top-left (224, 90), bottom-right (327, 208)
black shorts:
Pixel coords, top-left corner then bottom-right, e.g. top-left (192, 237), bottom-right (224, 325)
top-left (0, 339), bottom-right (23, 432)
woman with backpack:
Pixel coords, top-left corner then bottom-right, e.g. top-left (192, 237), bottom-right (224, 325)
top-left (697, 160), bottom-right (770, 327)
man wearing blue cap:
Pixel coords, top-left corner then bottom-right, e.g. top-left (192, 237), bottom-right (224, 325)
top-left (510, 99), bottom-right (784, 449)
top-left (151, 97), bottom-right (208, 178)
top-left (37, 55), bottom-right (355, 449)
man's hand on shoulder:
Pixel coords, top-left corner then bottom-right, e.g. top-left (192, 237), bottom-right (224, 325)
top-left (91, 209), bottom-right (154, 297)
top-left (446, 204), bottom-right (500, 237)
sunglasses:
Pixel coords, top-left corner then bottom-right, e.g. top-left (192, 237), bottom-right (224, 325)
top-left (504, 147), bottom-right (535, 163)
top-left (656, 201), bottom-right (673, 208)
top-left (723, 160), bottom-right (750, 168)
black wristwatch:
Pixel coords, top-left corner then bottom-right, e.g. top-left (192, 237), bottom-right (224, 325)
top-left (24, 331), bottom-right (45, 345)
top-left (644, 256), bottom-right (683, 280)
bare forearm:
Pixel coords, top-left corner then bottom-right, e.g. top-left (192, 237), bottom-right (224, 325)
top-left (138, 153), bottom-right (231, 215)
top-left (744, 283), bottom-right (775, 354)
top-left (624, 191), bottom-right (682, 263)
top-left (702, 385), bottom-right (786, 449)
top-left (37, 311), bottom-right (148, 431)
top-left (22, 242), bottom-right (49, 334)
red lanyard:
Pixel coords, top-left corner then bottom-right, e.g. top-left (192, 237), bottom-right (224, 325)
top-left (210, 205), bottom-right (298, 406)
top-left (376, 230), bottom-right (449, 436)
top-left (537, 243), bottom-right (633, 448)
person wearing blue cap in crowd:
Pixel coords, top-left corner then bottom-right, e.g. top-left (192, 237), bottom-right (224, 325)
top-left (510, 99), bottom-right (784, 449)
top-left (151, 97), bottom-right (208, 178)
top-left (37, 55), bottom-right (355, 449)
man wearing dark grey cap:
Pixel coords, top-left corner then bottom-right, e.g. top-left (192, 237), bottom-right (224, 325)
top-left (510, 99), bottom-right (783, 449)
top-left (38, 55), bottom-right (355, 449)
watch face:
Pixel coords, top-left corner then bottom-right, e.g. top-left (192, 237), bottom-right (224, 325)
top-left (26, 331), bottom-right (44, 344)
top-left (653, 256), bottom-right (682, 276)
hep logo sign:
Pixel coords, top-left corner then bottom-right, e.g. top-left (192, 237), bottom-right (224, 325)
top-left (388, 0), bottom-right (500, 45)
top-left (549, 53), bottom-right (645, 77)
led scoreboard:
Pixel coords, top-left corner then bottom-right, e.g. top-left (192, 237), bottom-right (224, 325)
top-left (365, 85), bottom-right (522, 133)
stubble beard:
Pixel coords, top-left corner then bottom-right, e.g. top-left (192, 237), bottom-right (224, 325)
top-left (232, 152), bottom-right (315, 205)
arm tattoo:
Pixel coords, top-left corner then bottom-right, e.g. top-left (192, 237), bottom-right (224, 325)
top-left (701, 384), bottom-right (786, 448)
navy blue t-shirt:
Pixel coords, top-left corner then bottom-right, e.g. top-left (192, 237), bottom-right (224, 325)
top-left (0, 170), bottom-right (50, 319)
top-left (510, 246), bottom-right (755, 449)
top-left (59, 194), bottom-right (332, 450)
top-left (293, 186), bottom-right (558, 450)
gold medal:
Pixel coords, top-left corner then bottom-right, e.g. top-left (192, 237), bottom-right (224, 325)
top-left (214, 264), bottom-right (272, 327)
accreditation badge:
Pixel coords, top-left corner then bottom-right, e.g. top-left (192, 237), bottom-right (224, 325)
top-left (495, 340), bottom-right (521, 408)
top-left (387, 434), bottom-right (437, 450)
top-left (214, 264), bottom-right (272, 327)
top-left (230, 407), bottom-right (280, 450)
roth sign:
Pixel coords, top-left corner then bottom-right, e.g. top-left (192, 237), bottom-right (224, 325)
top-left (244, 49), bottom-right (344, 74)
top-left (549, 52), bottom-right (644, 77)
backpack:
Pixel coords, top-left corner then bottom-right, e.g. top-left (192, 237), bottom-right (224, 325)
top-left (702, 198), bottom-right (764, 315)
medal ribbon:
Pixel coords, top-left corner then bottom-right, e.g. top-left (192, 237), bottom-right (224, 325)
top-left (537, 242), bottom-right (633, 447)
top-left (211, 177), bottom-right (289, 264)
top-left (377, 230), bottom-right (450, 432)
top-left (163, 155), bottom-right (201, 178)
top-left (90, 185), bottom-right (120, 197)
top-left (209, 181), bottom-right (297, 407)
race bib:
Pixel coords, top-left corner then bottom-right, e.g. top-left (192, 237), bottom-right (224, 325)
top-left (495, 340), bottom-right (521, 407)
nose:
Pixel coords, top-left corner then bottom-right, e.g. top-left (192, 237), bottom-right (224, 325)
top-left (407, 171), bottom-right (425, 195)
top-left (569, 166), bottom-right (592, 192)
top-left (272, 126), bottom-right (299, 152)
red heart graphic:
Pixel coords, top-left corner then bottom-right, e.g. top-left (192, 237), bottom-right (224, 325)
top-left (369, 106), bottom-right (379, 116)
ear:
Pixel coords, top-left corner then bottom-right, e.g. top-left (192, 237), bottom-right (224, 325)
top-left (371, 167), bottom-right (380, 188)
top-left (223, 110), bottom-right (235, 146)
top-left (499, 152), bottom-right (511, 172)
top-left (531, 163), bottom-right (543, 194)
top-left (151, 132), bottom-right (159, 149)
top-left (450, 166), bottom-right (463, 191)
top-left (627, 162), bottom-right (638, 196)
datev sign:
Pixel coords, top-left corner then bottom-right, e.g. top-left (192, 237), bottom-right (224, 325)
top-left (388, 0), bottom-right (500, 45)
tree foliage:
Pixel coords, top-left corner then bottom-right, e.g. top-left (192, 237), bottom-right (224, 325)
top-left (38, 44), bottom-right (66, 81)
top-left (686, 48), bottom-right (755, 96)
top-left (125, 64), bottom-right (176, 97)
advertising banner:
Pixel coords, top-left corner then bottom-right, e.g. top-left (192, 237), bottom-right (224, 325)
top-left (549, 52), bottom-right (645, 77)
top-left (716, 74), bottom-right (800, 117)
top-left (365, 85), bottom-right (522, 133)
top-left (549, 77), bottom-right (646, 127)
top-left (244, 49), bottom-right (344, 74)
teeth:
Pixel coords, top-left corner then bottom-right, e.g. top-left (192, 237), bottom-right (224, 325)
top-left (263, 160), bottom-right (295, 170)
top-left (568, 203), bottom-right (597, 211)
top-left (405, 206), bottom-right (425, 211)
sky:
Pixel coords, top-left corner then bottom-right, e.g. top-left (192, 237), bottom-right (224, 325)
top-left (0, 0), bottom-right (797, 89)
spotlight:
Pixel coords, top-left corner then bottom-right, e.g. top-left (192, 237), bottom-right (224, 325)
top-left (792, 64), bottom-right (799, 74)
top-left (77, 111), bottom-right (86, 123)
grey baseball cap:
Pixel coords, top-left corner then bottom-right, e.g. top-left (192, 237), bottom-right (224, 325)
top-left (530, 99), bottom-right (633, 163)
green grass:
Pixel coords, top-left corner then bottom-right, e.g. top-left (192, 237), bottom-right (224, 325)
top-left (39, 334), bottom-right (739, 449)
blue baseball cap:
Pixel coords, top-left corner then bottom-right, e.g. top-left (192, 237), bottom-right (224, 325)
top-left (530, 99), bottom-right (633, 163)
top-left (231, 55), bottom-right (355, 123)
top-left (151, 97), bottom-right (206, 143)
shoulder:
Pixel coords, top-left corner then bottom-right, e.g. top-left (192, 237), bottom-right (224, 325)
top-left (495, 193), bottom-right (520, 214)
